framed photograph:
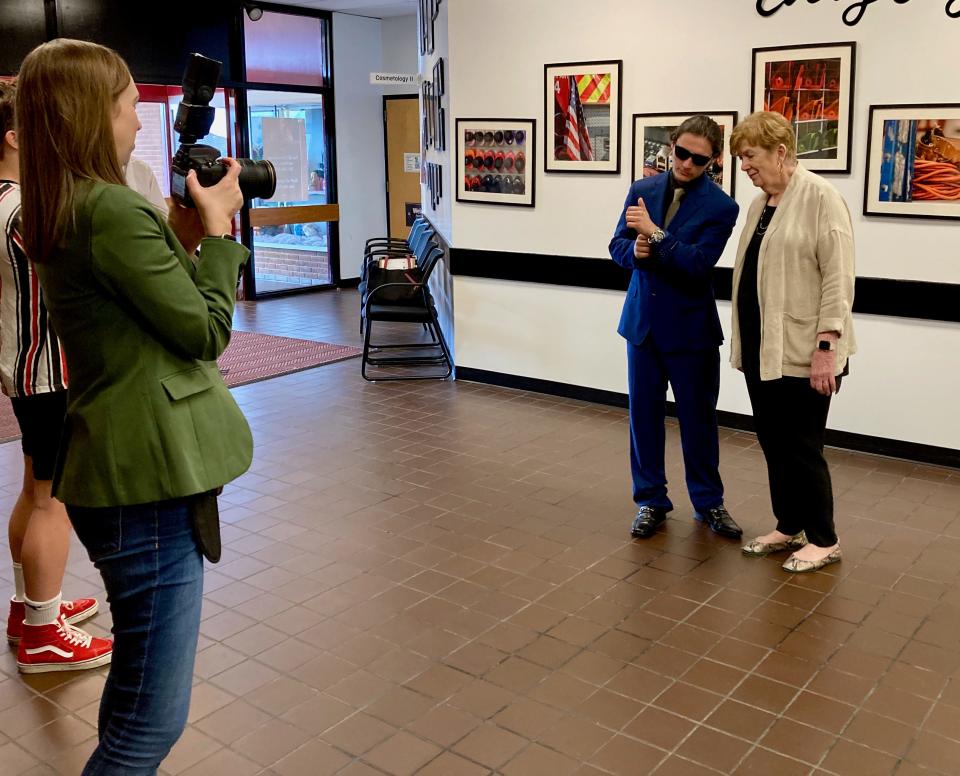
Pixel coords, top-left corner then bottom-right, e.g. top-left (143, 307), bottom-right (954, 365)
top-left (456, 118), bottom-right (536, 207)
top-left (544, 60), bottom-right (622, 174)
top-left (631, 111), bottom-right (738, 197)
top-left (751, 42), bottom-right (856, 173)
top-left (864, 104), bottom-right (960, 221)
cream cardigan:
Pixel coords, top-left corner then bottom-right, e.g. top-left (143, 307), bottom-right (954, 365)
top-left (730, 164), bottom-right (856, 380)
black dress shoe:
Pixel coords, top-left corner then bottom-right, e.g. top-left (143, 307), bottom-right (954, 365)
top-left (695, 505), bottom-right (743, 539)
top-left (631, 506), bottom-right (668, 539)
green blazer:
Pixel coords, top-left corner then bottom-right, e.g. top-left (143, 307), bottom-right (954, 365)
top-left (35, 181), bottom-right (253, 507)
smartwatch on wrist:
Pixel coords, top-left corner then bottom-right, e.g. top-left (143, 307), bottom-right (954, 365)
top-left (648, 228), bottom-right (666, 245)
top-left (817, 340), bottom-right (835, 352)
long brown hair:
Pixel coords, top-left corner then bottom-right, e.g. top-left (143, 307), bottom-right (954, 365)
top-left (16, 39), bottom-right (131, 263)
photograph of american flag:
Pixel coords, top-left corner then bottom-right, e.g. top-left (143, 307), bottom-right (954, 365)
top-left (545, 60), bottom-right (622, 174)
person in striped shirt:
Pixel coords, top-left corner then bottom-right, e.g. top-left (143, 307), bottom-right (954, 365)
top-left (0, 80), bottom-right (113, 673)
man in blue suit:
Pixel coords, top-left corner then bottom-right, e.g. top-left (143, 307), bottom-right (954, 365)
top-left (609, 115), bottom-right (741, 540)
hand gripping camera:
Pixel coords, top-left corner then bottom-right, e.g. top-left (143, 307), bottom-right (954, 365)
top-left (170, 53), bottom-right (276, 207)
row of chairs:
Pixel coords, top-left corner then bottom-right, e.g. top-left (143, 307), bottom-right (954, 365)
top-left (359, 217), bottom-right (452, 381)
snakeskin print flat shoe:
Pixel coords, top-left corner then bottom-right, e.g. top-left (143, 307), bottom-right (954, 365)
top-left (782, 547), bottom-right (842, 573)
top-left (741, 532), bottom-right (807, 557)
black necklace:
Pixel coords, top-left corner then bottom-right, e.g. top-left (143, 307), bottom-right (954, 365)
top-left (756, 205), bottom-right (775, 236)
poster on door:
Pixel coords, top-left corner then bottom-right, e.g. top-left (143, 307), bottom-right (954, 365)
top-left (261, 117), bottom-right (308, 202)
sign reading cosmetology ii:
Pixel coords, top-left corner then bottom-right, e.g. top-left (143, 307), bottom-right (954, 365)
top-left (370, 72), bottom-right (420, 86)
top-left (756, 0), bottom-right (959, 26)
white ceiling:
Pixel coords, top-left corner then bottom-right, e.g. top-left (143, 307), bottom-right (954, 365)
top-left (268, 0), bottom-right (417, 18)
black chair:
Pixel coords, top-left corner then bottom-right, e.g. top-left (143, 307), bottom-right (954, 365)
top-left (362, 215), bottom-right (428, 259)
top-left (361, 244), bottom-right (452, 381)
top-left (359, 220), bottom-right (434, 334)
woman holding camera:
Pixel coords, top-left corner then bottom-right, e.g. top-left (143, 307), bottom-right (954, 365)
top-left (17, 39), bottom-right (252, 773)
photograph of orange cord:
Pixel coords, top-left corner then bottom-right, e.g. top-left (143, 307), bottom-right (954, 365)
top-left (752, 42), bottom-right (856, 173)
top-left (865, 105), bottom-right (960, 220)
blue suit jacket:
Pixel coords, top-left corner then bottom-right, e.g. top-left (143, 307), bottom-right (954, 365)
top-left (609, 172), bottom-right (739, 352)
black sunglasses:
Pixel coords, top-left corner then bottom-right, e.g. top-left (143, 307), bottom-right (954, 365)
top-left (674, 144), bottom-right (713, 167)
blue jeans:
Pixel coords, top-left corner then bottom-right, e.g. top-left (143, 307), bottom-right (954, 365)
top-left (67, 499), bottom-right (203, 775)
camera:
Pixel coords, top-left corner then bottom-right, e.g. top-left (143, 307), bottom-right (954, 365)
top-left (170, 53), bottom-right (276, 207)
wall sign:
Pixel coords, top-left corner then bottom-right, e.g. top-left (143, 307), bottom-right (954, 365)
top-left (370, 72), bottom-right (420, 86)
top-left (261, 117), bottom-right (307, 202)
top-left (756, 0), bottom-right (960, 27)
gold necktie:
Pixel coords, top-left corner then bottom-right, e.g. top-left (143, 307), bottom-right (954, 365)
top-left (664, 187), bottom-right (685, 228)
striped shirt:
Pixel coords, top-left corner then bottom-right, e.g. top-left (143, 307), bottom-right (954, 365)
top-left (0, 180), bottom-right (68, 396)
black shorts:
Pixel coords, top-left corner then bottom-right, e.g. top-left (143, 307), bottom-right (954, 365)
top-left (10, 390), bottom-right (68, 481)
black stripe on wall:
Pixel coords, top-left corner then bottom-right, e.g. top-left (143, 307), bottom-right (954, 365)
top-left (456, 366), bottom-right (960, 470)
top-left (449, 249), bottom-right (960, 323)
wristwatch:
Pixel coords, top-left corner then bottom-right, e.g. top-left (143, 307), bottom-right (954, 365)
top-left (817, 340), bottom-right (835, 351)
top-left (648, 228), bottom-right (666, 245)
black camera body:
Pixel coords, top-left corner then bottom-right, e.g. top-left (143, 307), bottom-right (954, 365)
top-left (170, 53), bottom-right (276, 207)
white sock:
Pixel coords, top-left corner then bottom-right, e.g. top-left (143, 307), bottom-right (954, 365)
top-left (23, 592), bottom-right (61, 627)
top-left (12, 563), bottom-right (25, 602)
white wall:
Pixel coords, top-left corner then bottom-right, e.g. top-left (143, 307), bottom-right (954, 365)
top-left (333, 12), bottom-right (387, 279)
top-left (446, 0), bottom-right (960, 450)
top-left (380, 15), bottom-right (418, 76)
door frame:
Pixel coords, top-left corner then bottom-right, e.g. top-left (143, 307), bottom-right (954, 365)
top-left (382, 93), bottom-right (420, 237)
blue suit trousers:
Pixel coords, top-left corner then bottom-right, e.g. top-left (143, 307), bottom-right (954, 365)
top-left (627, 340), bottom-right (724, 513)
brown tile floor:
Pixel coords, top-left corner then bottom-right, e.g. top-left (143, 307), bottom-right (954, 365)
top-left (1, 289), bottom-right (959, 775)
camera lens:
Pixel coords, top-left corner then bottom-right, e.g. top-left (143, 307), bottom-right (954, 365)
top-left (237, 158), bottom-right (277, 201)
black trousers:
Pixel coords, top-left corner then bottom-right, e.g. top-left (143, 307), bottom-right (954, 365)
top-left (744, 371), bottom-right (838, 547)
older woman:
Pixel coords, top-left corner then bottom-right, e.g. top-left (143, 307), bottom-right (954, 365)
top-left (729, 111), bottom-right (856, 573)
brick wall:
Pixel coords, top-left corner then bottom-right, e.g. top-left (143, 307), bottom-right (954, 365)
top-left (133, 102), bottom-right (171, 195)
top-left (253, 247), bottom-right (330, 284)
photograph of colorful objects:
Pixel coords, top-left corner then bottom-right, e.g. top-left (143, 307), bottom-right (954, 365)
top-left (631, 111), bottom-right (737, 197)
top-left (864, 104), bottom-right (960, 220)
top-left (752, 42), bottom-right (856, 173)
top-left (544, 60), bottom-right (622, 173)
top-left (456, 118), bottom-right (536, 207)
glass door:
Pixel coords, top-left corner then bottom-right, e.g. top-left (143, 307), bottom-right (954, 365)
top-left (246, 90), bottom-right (337, 294)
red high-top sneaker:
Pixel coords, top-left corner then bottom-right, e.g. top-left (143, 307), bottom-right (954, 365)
top-left (17, 615), bottom-right (112, 673)
top-left (7, 597), bottom-right (100, 644)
